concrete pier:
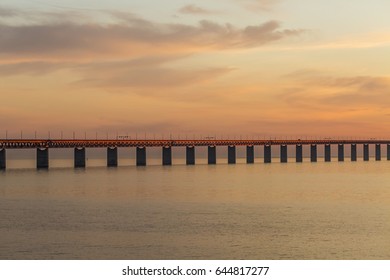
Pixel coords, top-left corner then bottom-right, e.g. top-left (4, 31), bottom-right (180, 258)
top-left (186, 146), bottom-right (195, 165)
top-left (136, 147), bottom-right (146, 166)
top-left (325, 144), bottom-right (331, 162)
top-left (388, 144), bottom-right (390, 160)
top-left (280, 145), bottom-right (288, 163)
top-left (351, 144), bottom-right (357, 161)
top-left (264, 145), bottom-right (271, 163)
top-left (107, 147), bottom-right (118, 167)
top-left (228, 146), bottom-right (236, 164)
top-left (162, 147), bottom-right (172, 166)
top-left (74, 147), bottom-right (86, 168)
top-left (246, 146), bottom-right (254, 164)
top-left (364, 144), bottom-right (369, 161)
top-left (6, 139), bottom-right (390, 168)
top-left (37, 148), bottom-right (49, 169)
top-left (375, 144), bottom-right (381, 161)
top-left (296, 145), bottom-right (303, 162)
top-left (0, 149), bottom-right (5, 170)
top-left (310, 144), bottom-right (317, 162)
top-left (338, 144), bottom-right (344, 162)
top-left (208, 146), bottom-right (216, 164)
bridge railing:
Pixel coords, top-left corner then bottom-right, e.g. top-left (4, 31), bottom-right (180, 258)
top-left (1, 139), bottom-right (390, 149)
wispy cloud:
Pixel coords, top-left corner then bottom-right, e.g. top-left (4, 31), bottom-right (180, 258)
top-left (235, 0), bottom-right (280, 12)
top-left (0, 6), bottom-right (18, 17)
top-left (0, 54), bottom-right (234, 89)
top-left (74, 58), bottom-right (235, 89)
top-left (0, 61), bottom-right (71, 76)
top-left (280, 71), bottom-right (390, 109)
top-left (178, 4), bottom-right (214, 15)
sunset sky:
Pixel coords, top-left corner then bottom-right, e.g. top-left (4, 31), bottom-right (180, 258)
top-left (1, 0), bottom-right (390, 139)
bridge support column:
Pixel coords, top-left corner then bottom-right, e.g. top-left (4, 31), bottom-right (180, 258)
top-left (387, 144), bottom-right (390, 161)
top-left (107, 147), bottom-right (118, 167)
top-left (296, 145), bottom-right (302, 162)
top-left (310, 144), bottom-right (317, 162)
top-left (264, 145), bottom-right (271, 163)
top-left (376, 144), bottom-right (381, 161)
top-left (162, 147), bottom-right (172, 166)
top-left (74, 147), bottom-right (86, 168)
top-left (280, 145), bottom-right (288, 163)
top-left (246, 146), bottom-right (254, 164)
top-left (0, 148), bottom-right (5, 170)
top-left (37, 148), bottom-right (49, 169)
top-left (325, 144), bottom-right (331, 162)
top-left (338, 144), bottom-right (344, 162)
top-left (136, 147), bottom-right (146, 166)
top-left (208, 146), bottom-right (216, 164)
top-left (351, 144), bottom-right (357, 161)
top-left (228, 146), bottom-right (236, 164)
top-left (364, 144), bottom-right (369, 161)
top-left (186, 146), bottom-right (195, 165)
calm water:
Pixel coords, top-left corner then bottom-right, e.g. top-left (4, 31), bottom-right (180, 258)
top-left (1, 158), bottom-right (390, 259)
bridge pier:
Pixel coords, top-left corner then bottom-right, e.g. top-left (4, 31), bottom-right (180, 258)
top-left (264, 145), bottom-right (271, 163)
top-left (74, 147), bottom-right (86, 168)
top-left (296, 145), bottom-right (302, 162)
top-left (338, 144), bottom-right (344, 162)
top-left (186, 146), bottom-right (195, 165)
top-left (0, 148), bottom-right (5, 170)
top-left (208, 146), bottom-right (216, 164)
top-left (376, 144), bottom-right (381, 161)
top-left (364, 144), bottom-right (369, 161)
top-left (388, 144), bottom-right (390, 160)
top-left (310, 144), bottom-right (317, 162)
top-left (107, 147), bottom-right (118, 167)
top-left (136, 147), bottom-right (146, 166)
top-left (280, 145), bottom-right (287, 163)
top-left (37, 148), bottom-right (49, 169)
top-left (246, 146), bottom-right (254, 164)
top-left (228, 146), bottom-right (236, 164)
top-left (162, 147), bottom-right (172, 166)
top-left (325, 144), bottom-right (331, 162)
top-left (351, 144), bottom-right (357, 161)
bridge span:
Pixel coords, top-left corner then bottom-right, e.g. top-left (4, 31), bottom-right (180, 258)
top-left (0, 139), bottom-right (389, 169)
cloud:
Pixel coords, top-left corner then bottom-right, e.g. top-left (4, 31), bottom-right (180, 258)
top-left (0, 10), bottom-right (303, 60)
top-left (74, 58), bottom-right (235, 89)
top-left (308, 76), bottom-right (389, 91)
top-left (318, 77), bottom-right (390, 107)
top-left (0, 55), bottom-right (234, 89)
top-left (235, 0), bottom-right (280, 12)
top-left (178, 5), bottom-right (214, 14)
top-left (242, 20), bottom-right (297, 46)
top-left (281, 71), bottom-right (390, 109)
top-left (0, 6), bottom-right (18, 17)
top-left (0, 61), bottom-right (70, 76)
top-left (0, 5), bottom-right (90, 24)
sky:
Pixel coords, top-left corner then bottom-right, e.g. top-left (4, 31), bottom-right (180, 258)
top-left (1, 0), bottom-right (390, 139)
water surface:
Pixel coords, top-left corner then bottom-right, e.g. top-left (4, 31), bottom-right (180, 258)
top-left (1, 159), bottom-right (390, 259)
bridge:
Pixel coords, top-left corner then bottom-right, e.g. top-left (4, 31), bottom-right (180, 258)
top-left (0, 139), bottom-right (389, 169)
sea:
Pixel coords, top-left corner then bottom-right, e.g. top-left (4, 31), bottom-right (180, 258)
top-left (1, 150), bottom-right (390, 259)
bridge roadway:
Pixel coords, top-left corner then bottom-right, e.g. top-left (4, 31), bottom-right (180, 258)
top-left (1, 139), bottom-right (390, 148)
top-left (0, 139), bottom-right (389, 169)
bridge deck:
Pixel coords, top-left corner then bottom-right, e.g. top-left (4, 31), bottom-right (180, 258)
top-left (0, 139), bottom-right (389, 149)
